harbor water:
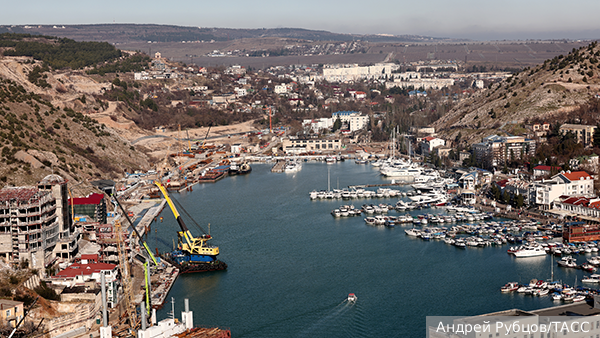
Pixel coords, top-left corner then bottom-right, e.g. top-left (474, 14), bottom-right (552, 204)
top-left (146, 161), bottom-right (590, 338)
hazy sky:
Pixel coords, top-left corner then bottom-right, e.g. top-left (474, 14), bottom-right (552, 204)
top-left (3, 0), bottom-right (600, 40)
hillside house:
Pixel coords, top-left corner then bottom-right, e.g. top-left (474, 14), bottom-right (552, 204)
top-left (0, 300), bottom-right (23, 327)
top-left (421, 136), bottom-right (445, 158)
top-left (559, 124), bottom-right (596, 147)
top-left (533, 165), bottom-right (562, 178)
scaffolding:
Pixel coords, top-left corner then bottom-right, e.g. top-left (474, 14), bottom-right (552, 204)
top-left (115, 220), bottom-right (138, 331)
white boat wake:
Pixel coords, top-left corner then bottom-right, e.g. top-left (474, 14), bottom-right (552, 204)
top-left (297, 300), bottom-right (366, 338)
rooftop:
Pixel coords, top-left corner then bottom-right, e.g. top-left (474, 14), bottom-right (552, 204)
top-left (561, 171), bottom-right (593, 182)
top-left (0, 187), bottom-right (45, 203)
top-left (0, 299), bottom-right (23, 309)
top-left (532, 301), bottom-right (600, 317)
top-left (69, 193), bottom-right (104, 206)
top-left (53, 260), bottom-right (117, 279)
top-left (61, 286), bottom-right (101, 295)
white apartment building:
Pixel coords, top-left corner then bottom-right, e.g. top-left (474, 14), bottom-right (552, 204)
top-left (323, 63), bottom-right (399, 82)
top-left (303, 118), bottom-right (333, 133)
top-left (282, 137), bottom-right (342, 154)
top-left (332, 111), bottom-right (369, 132)
top-left (533, 171), bottom-right (595, 210)
top-left (234, 87), bottom-right (247, 97)
top-left (274, 84), bottom-right (288, 94)
top-left (385, 77), bottom-right (455, 90)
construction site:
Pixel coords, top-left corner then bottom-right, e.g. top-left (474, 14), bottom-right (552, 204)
top-left (0, 166), bottom-right (232, 338)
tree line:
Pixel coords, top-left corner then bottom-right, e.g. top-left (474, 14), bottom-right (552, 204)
top-left (1, 33), bottom-right (121, 69)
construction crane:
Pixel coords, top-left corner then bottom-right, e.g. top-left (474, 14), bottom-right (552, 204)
top-left (154, 181), bottom-right (220, 264)
top-left (199, 125), bottom-right (212, 150)
top-left (105, 191), bottom-right (158, 266)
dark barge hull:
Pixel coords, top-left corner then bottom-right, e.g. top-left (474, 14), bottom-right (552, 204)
top-left (163, 256), bottom-right (228, 273)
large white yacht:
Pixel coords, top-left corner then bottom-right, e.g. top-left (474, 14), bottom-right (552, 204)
top-left (284, 159), bottom-right (302, 173)
top-left (512, 245), bottom-right (547, 258)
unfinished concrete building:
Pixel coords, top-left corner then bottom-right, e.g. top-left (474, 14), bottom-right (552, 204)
top-left (0, 175), bottom-right (75, 270)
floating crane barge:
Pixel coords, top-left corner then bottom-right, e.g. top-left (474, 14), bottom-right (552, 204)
top-left (155, 181), bottom-right (227, 273)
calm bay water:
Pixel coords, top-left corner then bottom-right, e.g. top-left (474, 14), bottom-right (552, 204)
top-left (146, 161), bottom-right (589, 338)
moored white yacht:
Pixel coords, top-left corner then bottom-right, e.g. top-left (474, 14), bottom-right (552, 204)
top-left (512, 244), bottom-right (547, 257)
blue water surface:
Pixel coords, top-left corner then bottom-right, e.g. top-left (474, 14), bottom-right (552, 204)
top-left (146, 161), bottom-right (584, 338)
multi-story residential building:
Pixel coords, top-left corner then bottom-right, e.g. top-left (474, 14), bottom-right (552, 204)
top-left (472, 135), bottom-right (536, 169)
top-left (302, 118), bottom-right (333, 133)
top-left (274, 84), bottom-right (288, 94)
top-left (559, 124), bottom-right (596, 147)
top-left (533, 170), bottom-right (595, 210)
top-left (385, 77), bottom-right (455, 90)
top-left (234, 87), bottom-right (247, 97)
top-left (0, 175), bottom-right (73, 270)
top-left (322, 63), bottom-right (399, 82)
top-left (282, 137), bottom-right (342, 154)
top-left (331, 111), bottom-right (369, 132)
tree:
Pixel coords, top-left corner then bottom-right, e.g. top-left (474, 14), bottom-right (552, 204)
top-left (594, 125), bottom-right (600, 148)
top-left (516, 194), bottom-right (524, 208)
top-left (332, 117), bottom-right (342, 131)
top-left (502, 190), bottom-right (510, 204)
top-left (491, 184), bottom-right (501, 201)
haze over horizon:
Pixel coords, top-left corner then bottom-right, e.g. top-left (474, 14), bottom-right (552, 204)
top-left (2, 0), bottom-right (600, 41)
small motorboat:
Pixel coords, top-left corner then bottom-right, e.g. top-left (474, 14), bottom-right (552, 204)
top-left (347, 293), bottom-right (357, 302)
top-left (501, 282), bottom-right (519, 292)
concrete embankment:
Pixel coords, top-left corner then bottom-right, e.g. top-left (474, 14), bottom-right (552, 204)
top-left (135, 199), bottom-right (167, 237)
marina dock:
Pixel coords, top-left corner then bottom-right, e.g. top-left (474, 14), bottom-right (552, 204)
top-left (271, 160), bottom-right (286, 172)
top-left (348, 181), bottom-right (412, 189)
top-left (150, 261), bottom-right (179, 309)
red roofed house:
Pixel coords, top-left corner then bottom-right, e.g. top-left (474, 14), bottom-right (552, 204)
top-left (421, 136), bottom-right (445, 158)
top-left (532, 165), bottom-right (561, 178)
top-left (52, 254), bottom-right (118, 307)
top-left (69, 193), bottom-right (107, 224)
top-left (354, 91), bottom-right (367, 100)
top-left (533, 171), bottom-right (595, 210)
top-left (553, 171), bottom-right (595, 196)
top-left (554, 195), bottom-right (600, 223)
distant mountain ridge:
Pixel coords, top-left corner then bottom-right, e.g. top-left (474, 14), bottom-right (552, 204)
top-left (0, 24), bottom-right (452, 43)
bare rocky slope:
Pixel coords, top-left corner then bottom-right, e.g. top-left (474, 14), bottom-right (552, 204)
top-left (433, 42), bottom-right (600, 147)
top-left (0, 56), bottom-right (151, 188)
